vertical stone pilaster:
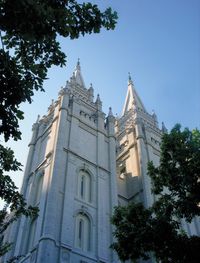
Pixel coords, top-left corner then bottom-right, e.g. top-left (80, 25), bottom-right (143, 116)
top-left (21, 121), bottom-right (39, 196)
top-left (107, 114), bottom-right (119, 263)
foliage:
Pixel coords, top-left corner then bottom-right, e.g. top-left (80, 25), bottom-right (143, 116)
top-left (149, 124), bottom-right (200, 221)
top-left (0, 145), bottom-right (39, 257)
top-left (111, 203), bottom-right (153, 262)
top-left (0, 0), bottom-right (117, 259)
top-left (0, 0), bottom-right (117, 141)
top-left (111, 125), bottom-right (200, 262)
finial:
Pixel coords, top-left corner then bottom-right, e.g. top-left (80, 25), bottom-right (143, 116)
top-left (108, 107), bottom-right (113, 116)
top-left (152, 110), bottom-right (158, 125)
top-left (95, 94), bottom-right (102, 110)
top-left (96, 94), bottom-right (101, 103)
top-left (48, 99), bottom-right (54, 112)
top-left (88, 83), bottom-right (94, 102)
top-left (162, 122), bottom-right (168, 133)
top-left (65, 80), bottom-right (69, 89)
top-left (36, 115), bottom-right (40, 123)
top-left (128, 72), bottom-right (133, 85)
top-left (89, 83), bottom-right (93, 90)
top-left (58, 86), bottom-right (65, 95)
top-left (128, 72), bottom-right (131, 81)
top-left (76, 58), bottom-right (81, 70)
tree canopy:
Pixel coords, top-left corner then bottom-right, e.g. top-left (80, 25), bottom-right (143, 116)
top-left (0, 0), bottom-right (117, 258)
top-left (0, 0), bottom-right (117, 141)
top-left (111, 124), bottom-right (200, 263)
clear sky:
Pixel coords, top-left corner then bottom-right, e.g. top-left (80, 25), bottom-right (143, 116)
top-left (1, 0), bottom-right (200, 196)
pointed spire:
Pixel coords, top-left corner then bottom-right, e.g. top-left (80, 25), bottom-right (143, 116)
top-left (152, 110), bottom-right (157, 121)
top-left (65, 79), bottom-right (72, 90)
top-left (122, 74), bottom-right (146, 115)
top-left (88, 83), bottom-right (94, 102)
top-left (76, 58), bottom-right (81, 71)
top-left (107, 107), bottom-right (115, 132)
top-left (96, 94), bottom-right (101, 104)
top-left (32, 114), bottom-right (40, 131)
top-left (48, 99), bottom-right (54, 112)
top-left (152, 110), bottom-right (158, 127)
top-left (58, 85), bottom-right (65, 96)
top-left (69, 73), bottom-right (75, 84)
top-left (36, 114), bottom-right (40, 123)
top-left (108, 107), bottom-right (114, 117)
top-left (95, 94), bottom-right (102, 111)
top-left (89, 83), bottom-right (94, 92)
top-left (72, 58), bottom-right (86, 89)
top-left (162, 122), bottom-right (168, 133)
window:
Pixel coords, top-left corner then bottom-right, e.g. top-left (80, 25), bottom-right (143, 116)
top-left (30, 171), bottom-right (44, 206)
top-left (34, 172), bottom-right (44, 205)
top-left (25, 218), bottom-right (37, 253)
top-left (78, 170), bottom-right (91, 202)
top-left (75, 214), bottom-right (91, 251)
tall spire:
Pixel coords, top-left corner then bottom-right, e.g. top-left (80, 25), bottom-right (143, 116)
top-left (122, 73), bottom-right (146, 115)
top-left (72, 58), bottom-right (86, 88)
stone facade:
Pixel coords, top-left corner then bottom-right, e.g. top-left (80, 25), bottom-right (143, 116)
top-left (2, 62), bottom-right (199, 263)
top-left (3, 62), bottom-right (118, 263)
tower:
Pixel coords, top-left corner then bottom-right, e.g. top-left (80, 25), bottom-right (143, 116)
top-left (4, 61), bottom-right (119, 263)
top-left (115, 74), bottom-right (200, 242)
top-left (116, 75), bottom-right (162, 208)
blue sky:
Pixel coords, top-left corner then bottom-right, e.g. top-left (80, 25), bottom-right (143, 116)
top-left (1, 0), bottom-right (200, 193)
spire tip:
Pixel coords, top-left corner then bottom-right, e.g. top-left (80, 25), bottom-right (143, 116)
top-left (76, 58), bottom-right (81, 71)
top-left (128, 72), bottom-right (133, 85)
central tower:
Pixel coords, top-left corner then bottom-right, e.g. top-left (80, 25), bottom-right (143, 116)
top-left (6, 61), bottom-right (118, 263)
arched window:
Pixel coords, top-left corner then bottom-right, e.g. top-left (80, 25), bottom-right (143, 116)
top-left (78, 170), bottom-right (91, 203)
top-left (75, 213), bottom-right (91, 251)
top-left (32, 171), bottom-right (44, 205)
top-left (24, 218), bottom-right (37, 253)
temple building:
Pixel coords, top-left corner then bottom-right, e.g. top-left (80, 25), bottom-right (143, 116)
top-left (3, 62), bottom-right (198, 263)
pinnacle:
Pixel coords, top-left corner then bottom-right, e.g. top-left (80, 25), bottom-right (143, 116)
top-left (128, 72), bottom-right (133, 85)
top-left (108, 107), bottom-right (114, 116)
top-left (76, 58), bottom-right (81, 71)
top-left (96, 94), bottom-right (102, 104)
top-left (89, 83), bottom-right (93, 90)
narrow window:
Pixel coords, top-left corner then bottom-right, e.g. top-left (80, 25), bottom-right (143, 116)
top-left (81, 175), bottom-right (84, 198)
top-left (75, 214), bottom-right (91, 251)
top-left (78, 171), bottom-right (92, 203)
top-left (79, 219), bottom-right (83, 247)
top-left (24, 218), bottom-right (36, 253)
top-left (30, 171), bottom-right (44, 206)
